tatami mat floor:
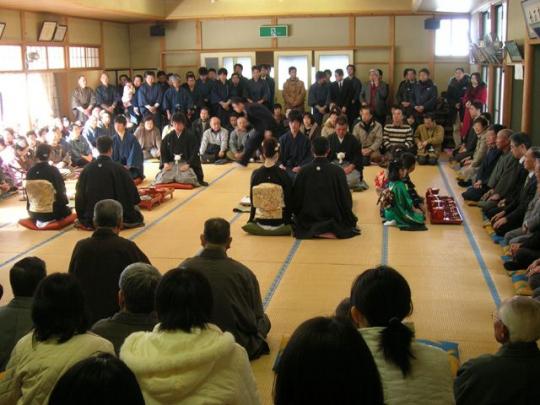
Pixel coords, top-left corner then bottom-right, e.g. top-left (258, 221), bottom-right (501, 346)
top-left (0, 159), bottom-right (514, 404)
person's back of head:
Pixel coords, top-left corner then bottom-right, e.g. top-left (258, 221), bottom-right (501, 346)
top-left (202, 217), bottom-right (231, 247)
top-left (400, 152), bottom-right (416, 172)
top-left (96, 136), bottom-right (113, 155)
top-left (35, 143), bottom-right (52, 162)
top-left (274, 316), bottom-right (384, 405)
top-left (119, 263), bottom-right (162, 314)
top-left (49, 353), bottom-right (144, 405)
top-left (93, 199), bottom-right (123, 230)
top-left (312, 136), bottom-right (329, 157)
top-left (511, 132), bottom-right (532, 150)
top-left (496, 297), bottom-right (540, 343)
top-left (156, 268), bottom-right (213, 333)
top-left (10, 256), bottom-right (47, 298)
top-left (350, 266), bottom-right (414, 377)
top-left (32, 273), bottom-right (89, 343)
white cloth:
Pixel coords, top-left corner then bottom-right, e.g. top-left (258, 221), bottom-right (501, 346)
top-left (120, 323), bottom-right (261, 405)
top-left (359, 327), bottom-right (455, 405)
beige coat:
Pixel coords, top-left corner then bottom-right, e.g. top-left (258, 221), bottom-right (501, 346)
top-left (120, 323), bottom-right (261, 405)
top-left (282, 78), bottom-right (306, 111)
top-left (414, 124), bottom-right (444, 157)
top-left (352, 120), bottom-right (383, 151)
top-left (0, 332), bottom-right (114, 405)
top-left (360, 327), bottom-right (455, 405)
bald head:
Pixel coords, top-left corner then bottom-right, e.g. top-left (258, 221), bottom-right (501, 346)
top-left (210, 117), bottom-right (221, 131)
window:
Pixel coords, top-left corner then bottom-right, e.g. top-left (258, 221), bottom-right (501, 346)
top-left (47, 47), bottom-right (65, 69)
top-left (69, 46), bottom-right (100, 68)
top-left (493, 67), bottom-right (505, 124)
top-left (480, 11), bottom-right (491, 40)
top-left (0, 45), bottom-right (23, 71)
top-left (223, 56), bottom-right (253, 79)
top-left (495, 4), bottom-right (506, 42)
top-left (435, 18), bottom-right (470, 56)
top-left (317, 54), bottom-right (351, 81)
top-left (276, 55), bottom-right (309, 90)
top-left (26, 46), bottom-right (47, 70)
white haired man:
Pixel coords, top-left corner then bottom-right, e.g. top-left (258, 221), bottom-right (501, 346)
top-left (454, 296), bottom-right (540, 404)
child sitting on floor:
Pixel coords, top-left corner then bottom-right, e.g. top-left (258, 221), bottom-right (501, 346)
top-left (382, 159), bottom-right (427, 231)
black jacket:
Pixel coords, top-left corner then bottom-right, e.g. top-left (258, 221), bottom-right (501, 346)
top-left (327, 80), bottom-right (353, 110)
top-left (504, 174), bottom-right (537, 225)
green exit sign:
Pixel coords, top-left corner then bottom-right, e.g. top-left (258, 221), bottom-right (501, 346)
top-left (259, 25), bottom-right (289, 38)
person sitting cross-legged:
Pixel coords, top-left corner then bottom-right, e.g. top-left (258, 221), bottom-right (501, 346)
top-left (454, 297), bottom-right (540, 405)
top-left (352, 106), bottom-right (383, 166)
top-left (68, 122), bottom-right (93, 168)
top-left (227, 116), bottom-right (252, 162)
top-left (278, 109), bottom-right (312, 181)
top-left (134, 114), bottom-right (161, 160)
top-left (91, 262), bottom-right (161, 354)
top-left (327, 114), bottom-right (366, 191)
top-left (0, 273), bottom-right (114, 405)
top-left (26, 143), bottom-right (72, 225)
top-left (181, 218), bottom-right (271, 360)
top-left (75, 135), bottom-right (144, 229)
top-left (382, 106), bottom-right (415, 163)
top-left (293, 136), bottom-right (360, 239)
top-left (415, 113), bottom-right (444, 165)
top-left (120, 268), bottom-right (261, 405)
top-left (0, 257), bottom-right (46, 372)
top-left (200, 117), bottom-right (229, 164)
top-left (69, 199), bottom-right (150, 324)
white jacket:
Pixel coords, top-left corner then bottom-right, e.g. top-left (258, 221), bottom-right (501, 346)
top-left (0, 332), bottom-right (114, 405)
top-left (120, 323), bottom-right (261, 405)
top-left (360, 327), bottom-right (455, 405)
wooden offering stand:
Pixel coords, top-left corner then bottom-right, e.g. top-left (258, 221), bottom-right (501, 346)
top-left (138, 187), bottom-right (174, 211)
top-left (426, 188), bottom-right (463, 225)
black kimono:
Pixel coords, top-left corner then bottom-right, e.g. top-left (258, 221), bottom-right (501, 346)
top-left (293, 157), bottom-right (359, 239)
top-left (246, 79), bottom-right (270, 104)
top-left (240, 103), bottom-right (276, 166)
top-left (75, 155), bottom-right (143, 228)
top-left (327, 133), bottom-right (363, 170)
top-left (137, 83), bottom-right (163, 124)
top-left (278, 131), bottom-right (313, 170)
top-left (160, 129), bottom-right (204, 182)
top-left (96, 84), bottom-right (118, 111)
top-left (26, 161), bottom-right (71, 222)
top-left (249, 165), bottom-right (293, 225)
top-left (162, 87), bottom-right (193, 116)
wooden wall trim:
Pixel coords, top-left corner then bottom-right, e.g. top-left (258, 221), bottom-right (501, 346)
top-left (521, 41), bottom-right (533, 134)
top-left (349, 15), bottom-right (356, 48)
top-left (502, 64), bottom-right (512, 127)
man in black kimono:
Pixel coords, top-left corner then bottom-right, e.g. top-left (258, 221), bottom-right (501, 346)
top-left (160, 112), bottom-right (207, 186)
top-left (327, 69), bottom-right (353, 117)
top-left (180, 218), bottom-right (270, 360)
top-left (211, 68), bottom-right (231, 125)
top-left (96, 72), bottom-right (118, 116)
top-left (293, 136), bottom-right (360, 239)
top-left (246, 65), bottom-right (270, 107)
top-left (196, 67), bottom-right (212, 110)
top-left (26, 144), bottom-right (71, 222)
top-left (137, 71), bottom-right (163, 129)
top-left (327, 115), bottom-right (364, 190)
top-left (278, 110), bottom-right (313, 180)
top-left (183, 73), bottom-right (203, 122)
top-left (69, 199), bottom-right (150, 324)
top-left (75, 135), bottom-right (144, 229)
top-left (231, 97), bottom-right (276, 166)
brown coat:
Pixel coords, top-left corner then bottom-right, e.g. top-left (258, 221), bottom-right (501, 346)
top-left (282, 78), bottom-right (306, 111)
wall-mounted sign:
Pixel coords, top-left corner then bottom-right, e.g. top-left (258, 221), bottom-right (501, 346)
top-left (259, 25), bottom-right (288, 38)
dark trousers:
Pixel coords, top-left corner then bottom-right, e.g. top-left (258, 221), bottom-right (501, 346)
top-left (515, 248), bottom-right (540, 268)
top-left (241, 130), bottom-right (264, 166)
top-left (462, 185), bottom-right (489, 202)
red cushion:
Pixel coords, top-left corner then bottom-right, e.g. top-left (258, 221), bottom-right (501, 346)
top-left (18, 213), bottom-right (77, 231)
top-left (133, 178), bottom-right (143, 186)
top-left (155, 183), bottom-right (194, 190)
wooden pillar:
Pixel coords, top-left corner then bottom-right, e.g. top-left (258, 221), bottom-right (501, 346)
top-left (195, 19), bottom-right (202, 68)
top-left (271, 16), bottom-right (278, 49)
top-left (502, 64), bottom-right (513, 127)
top-left (389, 16), bottom-right (395, 98)
top-left (521, 41), bottom-right (533, 134)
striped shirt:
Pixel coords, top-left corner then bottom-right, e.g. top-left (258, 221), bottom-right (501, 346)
top-left (383, 124), bottom-right (414, 150)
